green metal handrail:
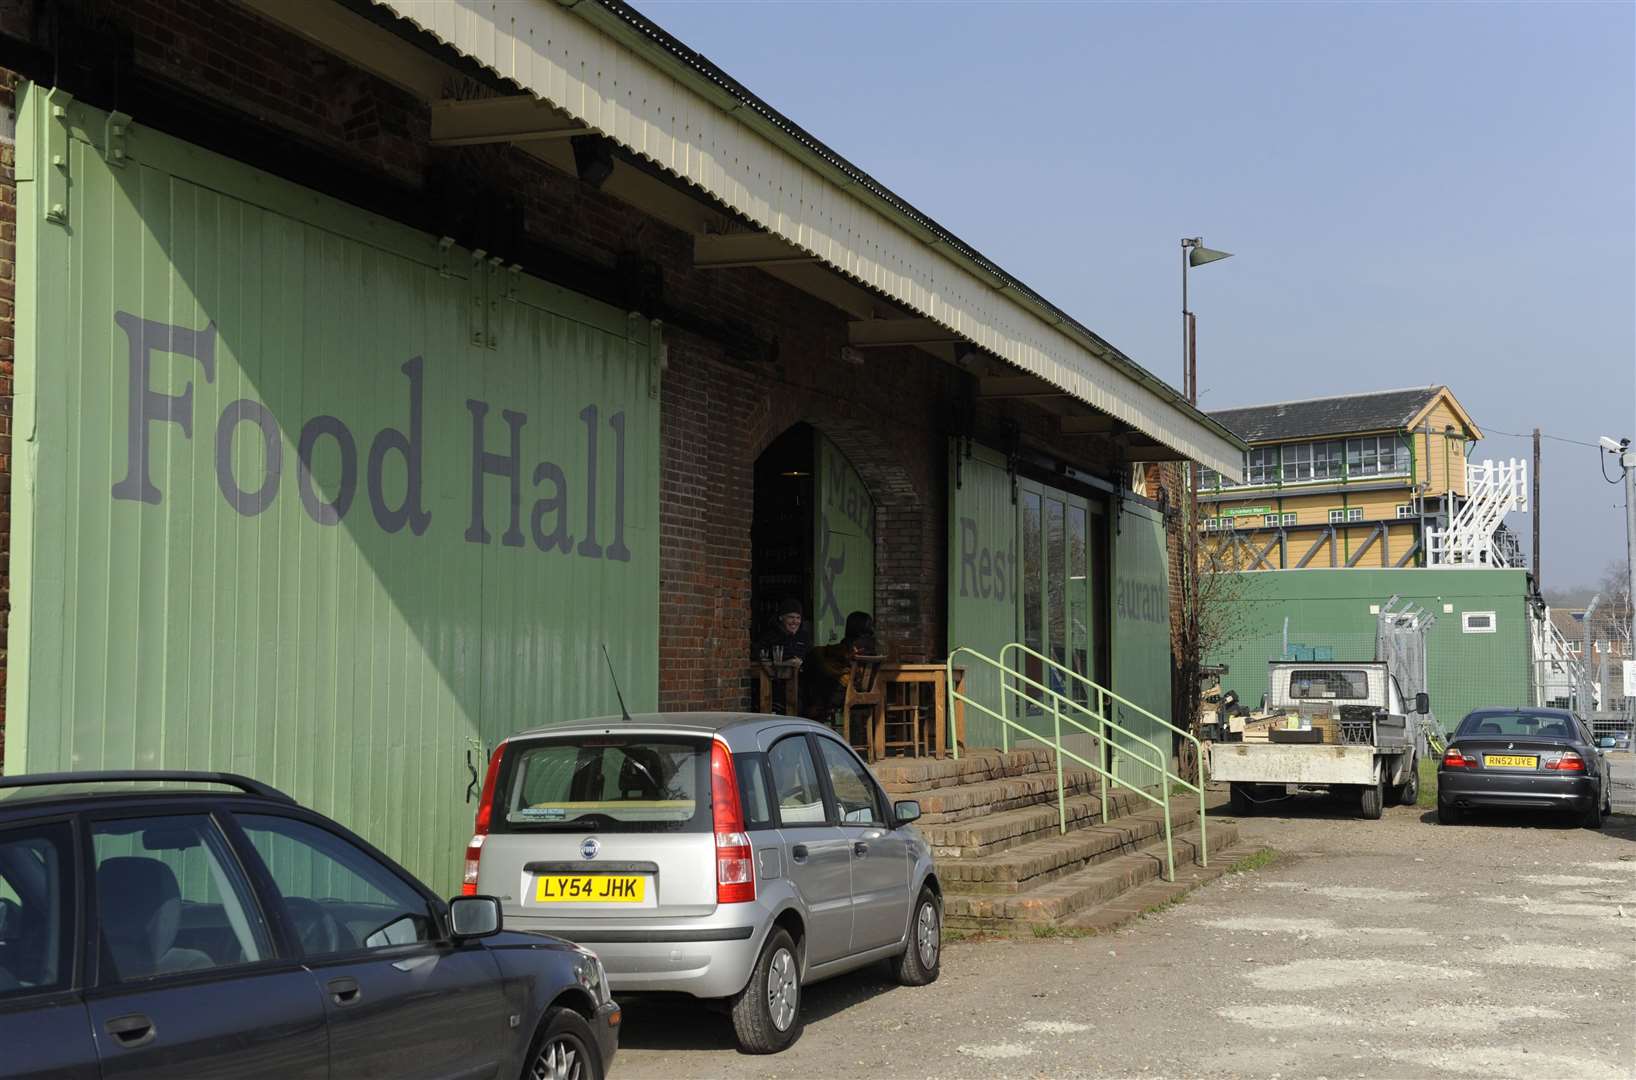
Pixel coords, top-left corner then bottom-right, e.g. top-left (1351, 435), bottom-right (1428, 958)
top-left (998, 643), bottom-right (1206, 868)
top-left (947, 646), bottom-right (1178, 881)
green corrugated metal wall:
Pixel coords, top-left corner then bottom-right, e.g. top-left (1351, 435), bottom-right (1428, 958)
top-left (1205, 568), bottom-right (1532, 734)
top-left (946, 441), bottom-right (1017, 749)
top-left (1111, 503), bottom-right (1173, 788)
top-left (13, 86), bottom-right (660, 893)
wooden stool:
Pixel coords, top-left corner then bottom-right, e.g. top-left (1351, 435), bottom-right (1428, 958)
top-left (882, 681), bottom-right (925, 757)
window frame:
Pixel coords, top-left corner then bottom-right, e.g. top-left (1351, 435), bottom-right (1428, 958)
top-left (1462, 611), bottom-right (1498, 635)
top-left (1396, 504), bottom-right (1415, 518)
top-left (0, 816), bottom-right (81, 1006)
top-left (766, 734), bottom-right (837, 830)
top-left (811, 734), bottom-right (886, 829)
top-left (1327, 509), bottom-right (1346, 525)
top-left (1346, 507), bottom-right (1364, 523)
top-left (224, 807), bottom-right (448, 963)
top-left (1245, 447), bottom-right (1280, 486)
top-left (1281, 512), bottom-right (1298, 526)
top-left (1281, 442), bottom-right (1314, 482)
top-left (81, 805), bottom-right (283, 990)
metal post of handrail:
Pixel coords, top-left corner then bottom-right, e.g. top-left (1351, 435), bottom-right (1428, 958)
top-left (945, 655), bottom-right (961, 760)
top-left (1052, 694), bottom-right (1066, 834)
top-left (1197, 736), bottom-right (1208, 867)
top-left (1095, 687), bottom-right (1108, 824)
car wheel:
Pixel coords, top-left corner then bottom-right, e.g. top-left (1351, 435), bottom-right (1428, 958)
top-left (1582, 792), bottom-right (1605, 830)
top-left (1229, 783), bottom-right (1255, 816)
top-left (1437, 801), bottom-right (1462, 825)
top-left (730, 927), bottom-right (802, 1054)
top-left (893, 887), bottom-right (941, 987)
top-left (522, 1007), bottom-right (602, 1080)
top-left (1359, 777), bottom-right (1384, 820)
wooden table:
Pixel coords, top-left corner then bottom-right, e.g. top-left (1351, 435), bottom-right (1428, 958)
top-left (753, 660), bottom-right (803, 715)
top-left (877, 663), bottom-right (966, 758)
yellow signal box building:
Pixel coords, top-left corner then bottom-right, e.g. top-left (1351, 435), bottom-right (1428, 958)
top-left (1198, 386), bottom-right (1511, 571)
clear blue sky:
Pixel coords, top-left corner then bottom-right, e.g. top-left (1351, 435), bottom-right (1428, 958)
top-left (642, 0), bottom-right (1635, 591)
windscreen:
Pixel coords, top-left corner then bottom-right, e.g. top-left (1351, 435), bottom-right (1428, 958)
top-left (497, 736), bottom-right (710, 833)
top-left (1456, 713), bottom-right (1576, 740)
top-left (1288, 669), bottom-right (1369, 700)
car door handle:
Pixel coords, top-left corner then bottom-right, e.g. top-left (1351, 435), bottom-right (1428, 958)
top-left (105, 1014), bottom-right (157, 1049)
top-left (327, 976), bottom-right (362, 1007)
top-left (853, 841), bottom-right (869, 857)
top-left (790, 844), bottom-right (809, 863)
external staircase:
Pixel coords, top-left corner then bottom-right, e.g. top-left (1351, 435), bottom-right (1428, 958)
top-left (875, 749), bottom-right (1254, 932)
top-left (1427, 458), bottom-right (1528, 568)
top-left (882, 643), bottom-right (1264, 933)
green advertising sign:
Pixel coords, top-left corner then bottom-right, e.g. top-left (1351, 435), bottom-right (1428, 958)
top-left (13, 87), bottom-right (660, 891)
top-left (947, 440), bottom-right (1018, 748)
top-left (813, 432), bottom-right (876, 646)
top-left (1112, 502), bottom-right (1174, 789)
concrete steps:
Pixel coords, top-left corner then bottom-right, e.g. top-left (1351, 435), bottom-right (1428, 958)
top-left (924, 788), bottom-right (1155, 859)
top-left (1056, 840), bottom-right (1264, 936)
top-left (941, 804), bottom-right (1205, 896)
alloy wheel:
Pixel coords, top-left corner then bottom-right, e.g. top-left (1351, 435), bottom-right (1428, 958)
top-left (530, 1037), bottom-right (583, 1080)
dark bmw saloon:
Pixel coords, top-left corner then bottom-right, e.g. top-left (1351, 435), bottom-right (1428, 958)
top-left (0, 771), bottom-right (619, 1080)
top-left (1437, 708), bottom-right (1612, 827)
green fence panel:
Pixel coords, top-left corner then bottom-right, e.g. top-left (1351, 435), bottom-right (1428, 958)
top-left (946, 441), bottom-right (1018, 748)
top-left (12, 85), bottom-right (660, 894)
top-left (812, 432), bottom-right (875, 647)
top-left (1112, 502), bottom-right (1173, 789)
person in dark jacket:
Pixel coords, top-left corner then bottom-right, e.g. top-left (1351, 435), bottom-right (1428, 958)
top-left (754, 598), bottom-right (811, 714)
top-left (803, 611), bottom-right (880, 723)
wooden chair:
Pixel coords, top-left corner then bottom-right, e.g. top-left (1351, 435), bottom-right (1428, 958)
top-left (839, 655), bottom-right (887, 761)
top-left (882, 680), bottom-right (925, 758)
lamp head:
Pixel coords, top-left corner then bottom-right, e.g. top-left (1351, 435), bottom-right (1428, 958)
top-left (1188, 245), bottom-right (1233, 268)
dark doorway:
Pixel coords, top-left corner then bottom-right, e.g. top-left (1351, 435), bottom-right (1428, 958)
top-left (751, 425), bottom-right (816, 709)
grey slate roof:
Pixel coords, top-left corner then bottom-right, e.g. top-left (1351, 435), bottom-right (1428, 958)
top-left (1208, 386), bottom-right (1445, 444)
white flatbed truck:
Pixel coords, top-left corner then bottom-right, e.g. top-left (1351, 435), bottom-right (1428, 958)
top-left (1208, 660), bottom-right (1431, 820)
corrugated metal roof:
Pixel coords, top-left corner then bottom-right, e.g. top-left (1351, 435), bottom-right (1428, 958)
top-left (1209, 386), bottom-right (1446, 444)
top-left (369, 0), bottom-right (1247, 478)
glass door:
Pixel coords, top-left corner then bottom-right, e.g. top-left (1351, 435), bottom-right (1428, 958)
top-left (1014, 480), bottom-right (1106, 741)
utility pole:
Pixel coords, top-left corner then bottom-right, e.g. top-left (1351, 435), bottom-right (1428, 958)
top-left (1532, 428), bottom-right (1541, 592)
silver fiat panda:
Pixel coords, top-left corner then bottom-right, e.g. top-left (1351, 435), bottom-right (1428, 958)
top-left (465, 713), bottom-right (941, 1053)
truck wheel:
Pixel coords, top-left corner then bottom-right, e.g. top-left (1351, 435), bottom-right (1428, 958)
top-left (1229, 783), bottom-right (1255, 816)
top-left (1359, 777), bottom-right (1384, 820)
top-left (1391, 759), bottom-right (1419, 807)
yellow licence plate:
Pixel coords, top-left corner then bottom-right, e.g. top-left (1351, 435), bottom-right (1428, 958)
top-left (1483, 754), bottom-right (1538, 769)
top-left (535, 875), bottom-right (645, 903)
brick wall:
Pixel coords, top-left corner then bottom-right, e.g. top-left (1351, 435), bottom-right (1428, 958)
top-left (0, 0), bottom-right (1164, 734)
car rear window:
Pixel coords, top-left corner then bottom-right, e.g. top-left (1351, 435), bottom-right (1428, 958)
top-left (1288, 669), bottom-right (1369, 700)
top-left (495, 736), bottom-right (710, 833)
top-left (1456, 712), bottom-right (1577, 739)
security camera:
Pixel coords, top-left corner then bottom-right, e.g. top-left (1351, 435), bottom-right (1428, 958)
top-left (1600, 436), bottom-right (1628, 453)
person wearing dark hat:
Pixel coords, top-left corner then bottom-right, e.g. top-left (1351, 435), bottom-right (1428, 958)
top-left (803, 611), bottom-right (881, 725)
top-left (754, 598), bottom-right (811, 714)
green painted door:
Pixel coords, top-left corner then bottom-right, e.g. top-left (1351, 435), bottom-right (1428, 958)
top-left (812, 432), bottom-right (874, 646)
top-left (12, 85), bottom-right (660, 893)
top-left (1111, 503), bottom-right (1174, 788)
top-left (946, 441), bottom-right (1018, 748)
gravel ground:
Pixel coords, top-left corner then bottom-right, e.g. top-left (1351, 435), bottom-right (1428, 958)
top-left (612, 796), bottom-right (1636, 1080)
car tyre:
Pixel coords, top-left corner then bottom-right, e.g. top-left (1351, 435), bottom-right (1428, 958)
top-left (893, 887), bottom-right (941, 987)
top-left (522, 1006), bottom-right (602, 1080)
top-left (1582, 790), bottom-right (1605, 830)
top-left (1229, 783), bottom-right (1255, 816)
top-left (1359, 777), bottom-right (1384, 820)
top-left (730, 927), bottom-right (802, 1054)
top-left (1437, 801), bottom-right (1462, 825)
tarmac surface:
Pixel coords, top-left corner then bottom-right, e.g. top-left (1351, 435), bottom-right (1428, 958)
top-left (612, 792), bottom-right (1636, 1080)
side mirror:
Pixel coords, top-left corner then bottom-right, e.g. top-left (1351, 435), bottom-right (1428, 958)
top-left (1415, 692), bottom-right (1430, 715)
top-left (448, 895), bottom-right (502, 940)
top-left (893, 800), bottom-right (921, 826)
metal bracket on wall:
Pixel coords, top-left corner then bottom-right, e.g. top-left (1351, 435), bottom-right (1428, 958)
top-left (469, 249), bottom-right (488, 348)
top-left (437, 237), bottom-right (454, 279)
top-left (44, 88), bottom-right (73, 226)
top-left (103, 109), bottom-right (132, 168)
top-left (647, 318), bottom-right (666, 400)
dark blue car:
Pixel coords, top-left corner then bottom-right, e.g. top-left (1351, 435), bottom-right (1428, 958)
top-left (0, 771), bottom-right (619, 1079)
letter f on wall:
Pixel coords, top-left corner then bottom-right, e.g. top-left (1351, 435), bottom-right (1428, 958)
top-left (111, 313), bottom-right (217, 504)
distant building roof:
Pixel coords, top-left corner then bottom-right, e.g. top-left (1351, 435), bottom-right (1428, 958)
top-left (1208, 386), bottom-right (1467, 444)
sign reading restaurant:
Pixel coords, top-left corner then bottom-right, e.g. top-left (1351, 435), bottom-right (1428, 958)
top-left (110, 313), bottom-right (634, 561)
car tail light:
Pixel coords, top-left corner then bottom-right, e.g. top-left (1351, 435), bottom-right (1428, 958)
top-left (1442, 747), bottom-right (1476, 768)
top-left (1546, 752), bottom-right (1586, 772)
top-left (462, 742), bottom-right (509, 896)
top-left (710, 740), bottom-right (755, 904)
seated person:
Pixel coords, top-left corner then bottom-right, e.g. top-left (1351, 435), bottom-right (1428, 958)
top-left (803, 611), bottom-right (882, 723)
top-left (754, 598), bottom-right (811, 713)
